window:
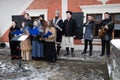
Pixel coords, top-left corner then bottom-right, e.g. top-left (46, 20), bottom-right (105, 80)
top-left (111, 13), bottom-right (120, 38)
top-left (86, 14), bottom-right (102, 24)
top-left (115, 14), bottom-right (120, 20)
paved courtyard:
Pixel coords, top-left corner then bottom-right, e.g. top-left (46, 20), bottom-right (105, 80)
top-left (0, 47), bottom-right (110, 80)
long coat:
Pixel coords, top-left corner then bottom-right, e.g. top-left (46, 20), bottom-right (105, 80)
top-left (8, 26), bottom-right (20, 56)
top-left (84, 21), bottom-right (95, 41)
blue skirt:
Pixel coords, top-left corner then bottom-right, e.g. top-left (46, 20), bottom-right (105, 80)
top-left (32, 41), bottom-right (43, 58)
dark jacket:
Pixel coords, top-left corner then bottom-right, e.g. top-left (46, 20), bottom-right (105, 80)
top-left (84, 21), bottom-right (95, 41)
top-left (63, 18), bottom-right (76, 37)
top-left (8, 26), bottom-right (20, 50)
top-left (9, 26), bottom-right (20, 40)
top-left (99, 19), bottom-right (114, 41)
top-left (24, 18), bottom-right (33, 29)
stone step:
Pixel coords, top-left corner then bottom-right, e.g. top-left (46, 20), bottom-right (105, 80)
top-left (58, 56), bottom-right (107, 62)
top-left (61, 45), bottom-right (101, 51)
top-left (58, 50), bottom-right (108, 62)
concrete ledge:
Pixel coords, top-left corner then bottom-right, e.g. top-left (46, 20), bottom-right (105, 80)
top-left (61, 45), bottom-right (101, 51)
top-left (58, 56), bottom-right (106, 63)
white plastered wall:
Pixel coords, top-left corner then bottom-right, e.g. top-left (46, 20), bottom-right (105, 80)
top-left (0, 0), bottom-right (33, 37)
top-left (25, 9), bottom-right (48, 21)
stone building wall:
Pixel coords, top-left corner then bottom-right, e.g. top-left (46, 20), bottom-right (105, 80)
top-left (109, 39), bottom-right (120, 80)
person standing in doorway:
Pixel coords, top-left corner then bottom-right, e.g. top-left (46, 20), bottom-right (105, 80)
top-left (52, 9), bottom-right (64, 56)
top-left (63, 11), bottom-right (76, 57)
top-left (81, 15), bottom-right (95, 56)
top-left (23, 13), bottom-right (33, 29)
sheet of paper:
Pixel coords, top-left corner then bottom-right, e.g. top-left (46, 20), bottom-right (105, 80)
top-left (18, 35), bottom-right (29, 41)
top-left (11, 35), bottom-right (21, 41)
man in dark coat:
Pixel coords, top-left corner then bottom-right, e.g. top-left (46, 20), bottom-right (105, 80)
top-left (63, 11), bottom-right (76, 57)
top-left (52, 9), bottom-right (64, 56)
top-left (81, 15), bottom-right (95, 56)
top-left (23, 13), bottom-right (33, 29)
top-left (99, 12), bottom-right (114, 57)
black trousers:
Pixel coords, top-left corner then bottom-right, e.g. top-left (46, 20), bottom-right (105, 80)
top-left (9, 41), bottom-right (20, 57)
top-left (83, 39), bottom-right (93, 52)
top-left (101, 40), bottom-right (110, 55)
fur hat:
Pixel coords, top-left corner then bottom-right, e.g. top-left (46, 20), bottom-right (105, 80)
top-left (66, 11), bottom-right (72, 15)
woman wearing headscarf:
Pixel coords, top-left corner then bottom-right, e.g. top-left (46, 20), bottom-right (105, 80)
top-left (31, 20), bottom-right (43, 60)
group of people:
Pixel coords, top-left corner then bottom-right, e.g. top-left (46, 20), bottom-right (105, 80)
top-left (9, 10), bottom-right (75, 62)
top-left (9, 12), bottom-right (58, 62)
top-left (81, 12), bottom-right (114, 57)
top-left (9, 10), bottom-right (114, 63)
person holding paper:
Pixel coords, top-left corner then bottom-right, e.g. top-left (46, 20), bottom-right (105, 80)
top-left (20, 22), bottom-right (32, 60)
top-left (8, 21), bottom-right (20, 60)
top-left (31, 20), bottom-right (43, 60)
top-left (44, 20), bottom-right (57, 62)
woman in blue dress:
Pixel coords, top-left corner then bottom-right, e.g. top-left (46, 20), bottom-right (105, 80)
top-left (31, 20), bottom-right (43, 60)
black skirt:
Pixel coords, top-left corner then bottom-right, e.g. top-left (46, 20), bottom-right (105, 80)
top-left (9, 41), bottom-right (20, 59)
top-left (43, 41), bottom-right (57, 62)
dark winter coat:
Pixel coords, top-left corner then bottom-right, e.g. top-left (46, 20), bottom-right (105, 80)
top-left (63, 18), bottom-right (76, 37)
